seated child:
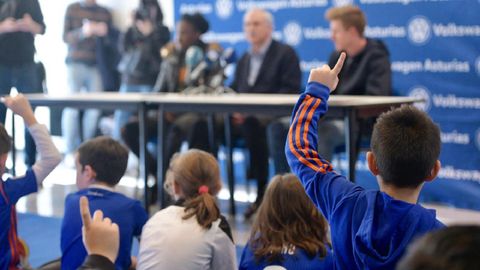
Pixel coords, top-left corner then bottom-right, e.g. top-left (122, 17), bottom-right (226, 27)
top-left (61, 136), bottom-right (148, 270)
top-left (285, 53), bottom-right (445, 269)
top-left (0, 94), bottom-right (62, 269)
top-left (239, 173), bottom-right (334, 269)
top-left (137, 149), bottom-right (236, 270)
top-left (397, 225), bottom-right (480, 270)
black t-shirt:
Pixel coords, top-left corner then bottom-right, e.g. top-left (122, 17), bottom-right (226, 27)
top-left (0, 0), bottom-right (45, 66)
top-left (328, 38), bottom-right (392, 96)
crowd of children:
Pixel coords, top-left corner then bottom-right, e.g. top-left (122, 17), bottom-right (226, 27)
top-left (1, 52), bottom-right (479, 270)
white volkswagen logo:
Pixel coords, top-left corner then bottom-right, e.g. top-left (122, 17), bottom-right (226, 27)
top-left (409, 86), bottom-right (432, 112)
top-left (283, 21), bottom-right (303, 47)
top-left (407, 16), bottom-right (432, 45)
top-left (215, 0), bottom-right (233, 19)
top-left (332, 0), bottom-right (354, 7)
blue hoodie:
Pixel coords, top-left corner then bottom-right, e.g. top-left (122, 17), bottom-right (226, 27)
top-left (285, 82), bottom-right (445, 269)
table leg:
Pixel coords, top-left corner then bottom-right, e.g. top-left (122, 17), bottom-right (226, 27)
top-left (223, 114), bottom-right (236, 216)
top-left (207, 113), bottom-right (216, 155)
top-left (138, 105), bottom-right (149, 211)
top-left (11, 112), bottom-right (16, 176)
top-left (157, 106), bottom-right (166, 209)
top-left (345, 109), bottom-right (356, 182)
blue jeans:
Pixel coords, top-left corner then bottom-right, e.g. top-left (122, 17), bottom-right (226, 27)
top-left (113, 84), bottom-right (152, 140)
top-left (0, 63), bottom-right (40, 166)
top-left (62, 63), bottom-right (103, 153)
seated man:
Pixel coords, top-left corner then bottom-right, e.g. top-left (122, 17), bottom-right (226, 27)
top-left (268, 5), bottom-right (392, 174)
top-left (230, 8), bottom-right (301, 218)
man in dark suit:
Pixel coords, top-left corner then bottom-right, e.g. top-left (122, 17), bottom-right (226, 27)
top-left (230, 8), bottom-right (301, 218)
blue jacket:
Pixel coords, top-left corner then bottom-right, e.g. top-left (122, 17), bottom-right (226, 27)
top-left (285, 82), bottom-right (445, 269)
top-left (61, 188), bottom-right (148, 270)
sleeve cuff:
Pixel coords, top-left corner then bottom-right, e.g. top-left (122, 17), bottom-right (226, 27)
top-left (304, 82), bottom-right (331, 101)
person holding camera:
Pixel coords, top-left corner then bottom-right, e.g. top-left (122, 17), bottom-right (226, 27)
top-left (62, 0), bottom-right (113, 166)
top-left (113, 0), bottom-right (170, 140)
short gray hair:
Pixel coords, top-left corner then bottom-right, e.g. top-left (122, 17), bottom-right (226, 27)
top-left (244, 8), bottom-right (274, 28)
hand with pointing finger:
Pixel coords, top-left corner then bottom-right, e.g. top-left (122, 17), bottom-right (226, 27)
top-left (308, 52), bottom-right (346, 92)
top-left (80, 196), bottom-right (120, 264)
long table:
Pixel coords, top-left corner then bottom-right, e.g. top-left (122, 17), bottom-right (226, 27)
top-left (23, 92), bottom-right (421, 215)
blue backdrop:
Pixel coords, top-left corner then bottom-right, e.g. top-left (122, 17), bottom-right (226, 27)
top-left (174, 0), bottom-right (480, 209)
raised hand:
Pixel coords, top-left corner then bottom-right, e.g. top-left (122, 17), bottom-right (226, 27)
top-left (80, 196), bottom-right (119, 263)
top-left (308, 52), bottom-right (346, 92)
top-left (1, 94), bottom-right (37, 126)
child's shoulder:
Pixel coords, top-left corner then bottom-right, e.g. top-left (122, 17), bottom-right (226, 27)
top-left (66, 188), bottom-right (143, 208)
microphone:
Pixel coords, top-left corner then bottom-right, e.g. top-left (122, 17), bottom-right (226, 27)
top-left (183, 45), bottom-right (237, 94)
top-left (208, 47), bottom-right (237, 89)
top-left (184, 45), bottom-right (204, 85)
top-left (221, 47), bottom-right (236, 65)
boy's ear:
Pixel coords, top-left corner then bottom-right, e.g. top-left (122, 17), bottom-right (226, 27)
top-left (367, 151), bottom-right (379, 176)
top-left (425, 160), bottom-right (441, 182)
top-left (83, 165), bottom-right (97, 181)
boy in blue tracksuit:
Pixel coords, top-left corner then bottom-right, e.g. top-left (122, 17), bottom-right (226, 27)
top-left (61, 136), bottom-right (148, 270)
top-left (285, 53), bottom-right (445, 269)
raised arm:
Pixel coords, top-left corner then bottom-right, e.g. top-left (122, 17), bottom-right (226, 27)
top-left (285, 53), bottom-right (360, 218)
top-left (2, 94), bottom-right (62, 185)
top-left (78, 196), bottom-right (119, 270)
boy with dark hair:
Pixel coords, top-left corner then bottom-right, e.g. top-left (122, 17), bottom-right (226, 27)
top-left (397, 225), bottom-right (480, 270)
top-left (286, 53), bottom-right (444, 269)
top-left (61, 136), bottom-right (148, 270)
top-left (0, 94), bottom-right (62, 269)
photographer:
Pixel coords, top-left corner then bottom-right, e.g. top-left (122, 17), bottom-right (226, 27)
top-left (0, 0), bottom-right (45, 168)
top-left (113, 0), bottom-right (170, 139)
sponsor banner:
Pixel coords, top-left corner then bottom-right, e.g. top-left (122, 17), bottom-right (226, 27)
top-left (175, 0), bottom-right (480, 209)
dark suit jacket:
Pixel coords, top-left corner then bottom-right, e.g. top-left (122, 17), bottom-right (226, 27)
top-left (231, 39), bottom-right (301, 94)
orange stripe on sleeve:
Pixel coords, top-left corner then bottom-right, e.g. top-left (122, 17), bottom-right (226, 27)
top-left (303, 99), bottom-right (326, 168)
top-left (288, 96), bottom-right (327, 173)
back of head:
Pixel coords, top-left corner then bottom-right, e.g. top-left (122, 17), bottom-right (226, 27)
top-left (0, 123), bottom-right (11, 155)
top-left (396, 225), bottom-right (480, 270)
top-left (165, 149), bottom-right (221, 229)
top-left (138, 0), bottom-right (164, 24)
top-left (180, 13), bottom-right (209, 35)
top-left (371, 105), bottom-right (440, 188)
top-left (251, 174), bottom-right (329, 262)
top-left (325, 5), bottom-right (366, 36)
top-left (77, 136), bottom-right (129, 186)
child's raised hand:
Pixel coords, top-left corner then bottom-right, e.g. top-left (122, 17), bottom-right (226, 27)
top-left (80, 196), bottom-right (120, 263)
top-left (1, 94), bottom-right (37, 126)
top-left (308, 52), bottom-right (346, 92)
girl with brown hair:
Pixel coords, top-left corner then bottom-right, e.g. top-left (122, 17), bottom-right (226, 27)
top-left (137, 149), bottom-right (236, 270)
top-left (239, 173), bottom-right (333, 269)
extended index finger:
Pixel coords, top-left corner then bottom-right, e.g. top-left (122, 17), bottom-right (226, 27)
top-left (332, 52), bottom-right (346, 75)
top-left (79, 196), bottom-right (91, 229)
